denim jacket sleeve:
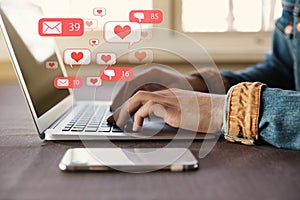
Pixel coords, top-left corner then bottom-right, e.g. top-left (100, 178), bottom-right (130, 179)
top-left (221, 27), bottom-right (295, 91)
top-left (221, 52), bottom-right (295, 91)
top-left (220, 0), bottom-right (300, 150)
top-left (222, 84), bottom-right (300, 150)
top-left (259, 87), bottom-right (300, 149)
top-left (221, 0), bottom-right (297, 91)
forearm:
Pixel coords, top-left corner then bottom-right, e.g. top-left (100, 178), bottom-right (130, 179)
top-left (221, 53), bottom-right (295, 90)
top-left (187, 68), bottom-right (230, 93)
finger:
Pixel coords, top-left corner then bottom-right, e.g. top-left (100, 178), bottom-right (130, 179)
top-left (110, 89), bottom-right (179, 126)
top-left (107, 106), bottom-right (122, 126)
top-left (116, 91), bottom-right (177, 128)
top-left (111, 68), bottom-right (175, 110)
top-left (108, 88), bottom-right (171, 126)
top-left (106, 115), bottom-right (116, 126)
top-left (133, 101), bottom-right (176, 131)
top-left (112, 83), bottom-right (168, 111)
top-left (116, 100), bottom-right (140, 128)
top-left (111, 70), bottom-right (156, 110)
top-left (132, 100), bottom-right (156, 131)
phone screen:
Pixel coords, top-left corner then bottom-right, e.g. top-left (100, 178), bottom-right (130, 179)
top-left (59, 148), bottom-right (198, 172)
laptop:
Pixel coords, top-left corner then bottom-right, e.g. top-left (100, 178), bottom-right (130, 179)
top-left (0, 1), bottom-right (214, 141)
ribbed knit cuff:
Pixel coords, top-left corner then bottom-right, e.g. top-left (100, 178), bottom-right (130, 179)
top-left (223, 82), bottom-right (266, 145)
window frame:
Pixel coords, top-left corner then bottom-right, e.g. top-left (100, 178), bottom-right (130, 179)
top-left (0, 0), bottom-right (274, 63)
top-left (153, 0), bottom-right (274, 63)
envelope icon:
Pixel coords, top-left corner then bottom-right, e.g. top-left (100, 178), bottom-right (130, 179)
top-left (57, 79), bottom-right (69, 87)
top-left (43, 21), bottom-right (62, 35)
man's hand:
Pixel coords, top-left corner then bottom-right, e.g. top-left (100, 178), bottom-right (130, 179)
top-left (111, 67), bottom-right (207, 111)
top-left (108, 88), bottom-right (226, 133)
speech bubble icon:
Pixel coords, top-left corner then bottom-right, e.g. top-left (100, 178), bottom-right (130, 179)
top-left (46, 61), bottom-right (58, 69)
top-left (128, 50), bottom-right (153, 63)
top-left (133, 12), bottom-right (145, 23)
top-left (63, 49), bottom-right (91, 68)
top-left (103, 69), bottom-right (115, 80)
top-left (93, 7), bottom-right (106, 17)
top-left (141, 29), bottom-right (152, 40)
top-left (104, 21), bottom-right (141, 47)
top-left (100, 67), bottom-right (133, 81)
top-left (96, 52), bottom-right (116, 66)
top-left (84, 19), bottom-right (98, 30)
top-left (89, 38), bottom-right (99, 46)
top-left (86, 77), bottom-right (102, 87)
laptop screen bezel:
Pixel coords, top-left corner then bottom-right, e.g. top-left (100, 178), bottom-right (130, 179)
top-left (0, 10), bottom-right (73, 139)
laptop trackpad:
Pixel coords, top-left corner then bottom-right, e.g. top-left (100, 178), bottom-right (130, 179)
top-left (124, 117), bottom-right (214, 140)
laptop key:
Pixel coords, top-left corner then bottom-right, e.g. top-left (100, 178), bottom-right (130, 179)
top-left (76, 123), bottom-right (88, 126)
top-left (71, 127), bottom-right (85, 131)
top-left (88, 123), bottom-right (100, 126)
top-left (85, 127), bottom-right (98, 132)
top-left (87, 126), bottom-right (98, 129)
top-left (112, 127), bottom-right (123, 132)
top-left (74, 125), bottom-right (86, 127)
top-left (98, 126), bottom-right (111, 132)
top-left (63, 105), bottom-right (110, 133)
top-left (100, 123), bottom-right (111, 127)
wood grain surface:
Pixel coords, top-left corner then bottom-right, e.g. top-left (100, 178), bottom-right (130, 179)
top-left (0, 83), bottom-right (299, 200)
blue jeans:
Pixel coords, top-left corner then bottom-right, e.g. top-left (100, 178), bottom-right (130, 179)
top-left (221, 0), bottom-right (300, 150)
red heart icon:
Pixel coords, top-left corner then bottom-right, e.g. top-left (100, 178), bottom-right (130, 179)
top-left (48, 62), bottom-right (55, 67)
top-left (114, 25), bottom-right (131, 39)
top-left (101, 55), bottom-right (111, 63)
top-left (71, 52), bottom-right (84, 62)
top-left (92, 40), bottom-right (97, 44)
top-left (141, 31), bottom-right (148, 38)
top-left (135, 51), bottom-right (146, 61)
top-left (90, 78), bottom-right (98, 84)
top-left (85, 21), bottom-right (93, 27)
top-left (97, 9), bottom-right (102, 14)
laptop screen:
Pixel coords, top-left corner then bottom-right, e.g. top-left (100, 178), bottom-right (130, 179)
top-left (0, 2), bottom-right (70, 117)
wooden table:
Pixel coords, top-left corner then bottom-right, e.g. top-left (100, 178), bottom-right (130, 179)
top-left (0, 83), bottom-right (299, 200)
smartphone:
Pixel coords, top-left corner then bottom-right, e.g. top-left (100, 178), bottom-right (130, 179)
top-left (59, 148), bottom-right (198, 172)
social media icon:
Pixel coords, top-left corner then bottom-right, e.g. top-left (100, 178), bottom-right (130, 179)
top-left (133, 12), bottom-right (145, 23)
top-left (86, 77), bottom-right (102, 87)
top-left (42, 21), bottom-right (62, 34)
top-left (100, 67), bottom-right (133, 81)
top-left (96, 52), bottom-right (117, 65)
top-left (128, 50), bottom-right (153, 63)
top-left (129, 10), bottom-right (163, 24)
top-left (38, 18), bottom-right (84, 36)
top-left (93, 7), bottom-right (106, 17)
top-left (84, 19), bottom-right (98, 30)
top-left (103, 69), bottom-right (115, 80)
top-left (63, 49), bottom-right (91, 68)
top-left (104, 21), bottom-right (141, 47)
top-left (57, 78), bottom-right (69, 87)
top-left (89, 39), bottom-right (99, 46)
top-left (46, 61), bottom-right (58, 69)
top-left (141, 29), bottom-right (152, 40)
top-left (54, 77), bottom-right (82, 89)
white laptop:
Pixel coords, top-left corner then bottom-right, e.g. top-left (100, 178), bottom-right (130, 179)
top-left (0, 1), bottom-right (214, 141)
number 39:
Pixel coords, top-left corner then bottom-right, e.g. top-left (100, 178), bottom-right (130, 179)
top-left (69, 23), bottom-right (81, 32)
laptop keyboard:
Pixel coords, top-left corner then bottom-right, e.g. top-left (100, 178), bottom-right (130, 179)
top-left (62, 105), bottom-right (122, 133)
